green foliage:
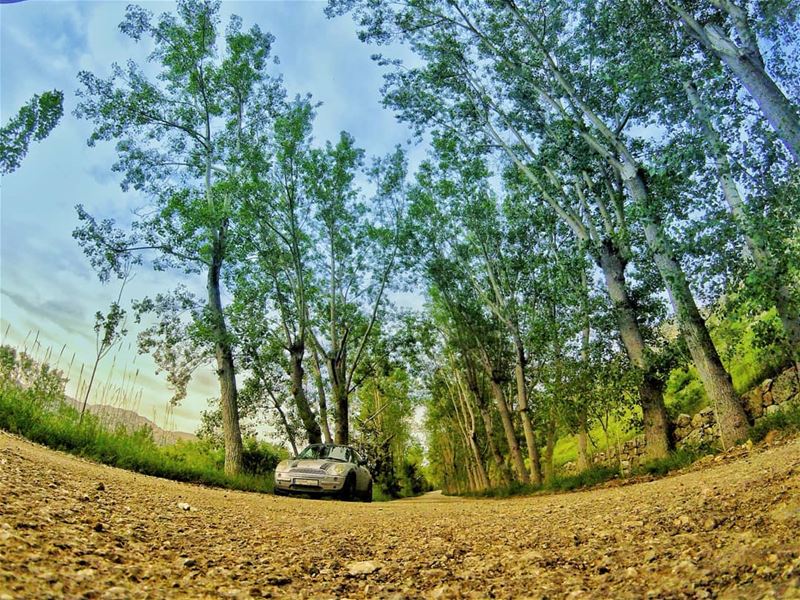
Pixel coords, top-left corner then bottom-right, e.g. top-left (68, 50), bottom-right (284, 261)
top-left (636, 444), bottom-right (717, 477)
top-left (354, 366), bottom-right (430, 498)
top-left (664, 367), bottom-right (708, 418)
top-left (749, 401), bottom-right (800, 442)
top-left (242, 437), bottom-right (287, 476)
top-left (0, 346), bottom-right (273, 492)
top-left (0, 90), bottom-right (63, 174)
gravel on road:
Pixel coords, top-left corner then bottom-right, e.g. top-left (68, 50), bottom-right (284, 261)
top-left (1, 431), bottom-right (799, 599)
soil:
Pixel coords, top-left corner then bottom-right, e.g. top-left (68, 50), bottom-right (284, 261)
top-left (1, 431), bottom-right (799, 599)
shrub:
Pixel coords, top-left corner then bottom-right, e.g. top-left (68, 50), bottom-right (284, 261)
top-left (242, 437), bottom-right (286, 476)
top-left (0, 346), bottom-right (273, 494)
top-left (637, 443), bottom-right (716, 477)
top-left (546, 465), bottom-right (620, 492)
top-left (749, 401), bottom-right (800, 442)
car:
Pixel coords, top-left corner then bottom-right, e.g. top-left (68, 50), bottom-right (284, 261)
top-left (273, 443), bottom-right (373, 501)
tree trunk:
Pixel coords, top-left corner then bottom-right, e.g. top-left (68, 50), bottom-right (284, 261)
top-left (310, 344), bottom-right (333, 444)
top-left (713, 42), bottom-right (800, 162)
top-left (597, 240), bottom-right (671, 459)
top-left (513, 339), bottom-right (543, 485)
top-left (543, 408), bottom-right (556, 485)
top-left (478, 405), bottom-right (511, 486)
top-left (331, 361), bottom-right (349, 444)
top-left (488, 377), bottom-right (529, 484)
top-left (79, 357), bottom-right (100, 425)
top-left (466, 358), bottom-right (512, 486)
top-left (272, 399), bottom-right (298, 456)
top-left (455, 381), bottom-right (491, 490)
top-left (626, 172), bottom-right (750, 447)
top-left (289, 342), bottom-right (322, 445)
top-left (576, 407), bottom-right (590, 472)
top-left (685, 81), bottom-right (800, 351)
top-left (208, 242), bottom-right (243, 476)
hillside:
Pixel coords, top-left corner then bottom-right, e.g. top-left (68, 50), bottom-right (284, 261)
top-left (65, 399), bottom-right (196, 446)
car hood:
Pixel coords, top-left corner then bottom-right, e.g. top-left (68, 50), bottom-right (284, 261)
top-left (279, 459), bottom-right (346, 471)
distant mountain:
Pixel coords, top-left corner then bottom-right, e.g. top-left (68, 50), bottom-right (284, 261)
top-left (66, 399), bottom-right (196, 446)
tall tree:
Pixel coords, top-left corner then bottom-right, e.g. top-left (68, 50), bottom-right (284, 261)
top-left (664, 0), bottom-right (800, 162)
top-left (230, 99), bottom-right (323, 445)
top-left (330, 0), bottom-right (751, 449)
top-left (74, 0), bottom-right (282, 474)
top-left (307, 139), bottom-right (408, 443)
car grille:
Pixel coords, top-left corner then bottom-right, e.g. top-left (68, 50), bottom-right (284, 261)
top-left (290, 468), bottom-right (325, 475)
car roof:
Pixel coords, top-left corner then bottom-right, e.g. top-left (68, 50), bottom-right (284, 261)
top-left (308, 443), bottom-right (351, 448)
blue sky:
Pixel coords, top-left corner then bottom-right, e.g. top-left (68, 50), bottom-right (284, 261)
top-left (0, 0), bottom-right (420, 434)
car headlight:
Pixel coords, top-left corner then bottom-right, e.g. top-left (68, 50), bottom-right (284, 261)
top-left (275, 460), bottom-right (290, 472)
top-left (323, 463), bottom-right (349, 476)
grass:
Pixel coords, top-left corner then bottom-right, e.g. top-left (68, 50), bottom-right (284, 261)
top-left (466, 443), bottom-right (725, 500)
top-left (635, 444), bottom-right (717, 477)
top-left (749, 400), bottom-right (800, 442)
top-left (464, 464), bottom-right (622, 498)
top-left (551, 408), bottom-right (639, 469)
top-left (0, 383), bottom-right (277, 494)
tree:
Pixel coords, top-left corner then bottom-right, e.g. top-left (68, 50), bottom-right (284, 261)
top-left (307, 139), bottom-right (408, 443)
top-left (74, 0), bottom-right (283, 474)
top-left (80, 268), bottom-right (131, 424)
top-left (664, 0), bottom-right (800, 162)
top-left (330, 0), bottom-right (752, 449)
top-left (230, 99), bottom-right (323, 446)
top-left (0, 90), bottom-right (63, 174)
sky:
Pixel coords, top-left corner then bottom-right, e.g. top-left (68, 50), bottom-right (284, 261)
top-left (0, 0), bottom-right (422, 435)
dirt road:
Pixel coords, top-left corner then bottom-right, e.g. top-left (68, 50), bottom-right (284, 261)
top-left (1, 432), bottom-right (799, 599)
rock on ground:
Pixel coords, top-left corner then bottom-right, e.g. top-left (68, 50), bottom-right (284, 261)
top-left (1, 431), bottom-right (799, 599)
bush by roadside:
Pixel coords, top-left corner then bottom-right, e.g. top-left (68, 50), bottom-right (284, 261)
top-left (0, 345), bottom-right (279, 493)
top-left (749, 399), bottom-right (800, 442)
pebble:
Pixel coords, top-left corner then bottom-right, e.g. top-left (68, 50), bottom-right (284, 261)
top-left (347, 561), bottom-right (382, 576)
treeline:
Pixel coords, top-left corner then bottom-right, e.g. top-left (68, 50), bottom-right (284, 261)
top-left (72, 0), bottom-right (424, 490)
top-left (70, 0), bottom-right (799, 495)
top-left (326, 0), bottom-right (800, 491)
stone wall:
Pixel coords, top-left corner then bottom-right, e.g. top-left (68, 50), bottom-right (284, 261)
top-left (582, 366), bottom-right (799, 475)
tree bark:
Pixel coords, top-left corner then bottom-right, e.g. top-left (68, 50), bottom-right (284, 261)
top-left (310, 344), bottom-right (333, 444)
top-left (272, 398), bottom-right (298, 456)
top-left (487, 377), bottom-right (529, 484)
top-left (289, 342), bottom-right (322, 445)
top-left (626, 172), bottom-right (750, 447)
top-left (478, 405), bottom-right (511, 486)
top-left (718, 45), bottom-right (800, 163)
top-left (597, 240), bottom-right (671, 459)
top-left (685, 81), bottom-right (800, 351)
top-left (576, 407), bottom-right (590, 472)
top-left (667, 2), bottom-right (800, 162)
top-left (543, 408), bottom-right (556, 485)
top-left (465, 357), bottom-right (512, 486)
top-left (208, 237), bottom-right (243, 476)
top-left (454, 378), bottom-right (491, 490)
top-left (513, 338), bottom-right (543, 485)
top-left (331, 359), bottom-right (349, 444)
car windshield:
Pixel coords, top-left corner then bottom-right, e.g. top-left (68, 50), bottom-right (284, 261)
top-left (297, 444), bottom-right (349, 462)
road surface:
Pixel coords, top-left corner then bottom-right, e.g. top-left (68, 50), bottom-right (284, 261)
top-left (1, 431), bottom-right (799, 598)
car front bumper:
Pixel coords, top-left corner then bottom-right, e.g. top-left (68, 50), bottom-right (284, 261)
top-left (274, 472), bottom-right (346, 494)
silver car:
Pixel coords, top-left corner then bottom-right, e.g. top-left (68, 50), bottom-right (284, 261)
top-left (274, 443), bottom-right (373, 501)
